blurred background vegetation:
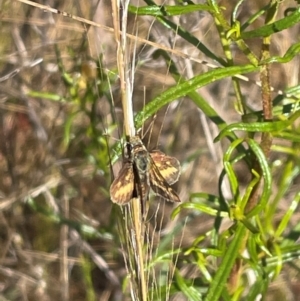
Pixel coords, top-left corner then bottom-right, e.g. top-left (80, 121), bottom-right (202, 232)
top-left (0, 0), bottom-right (300, 300)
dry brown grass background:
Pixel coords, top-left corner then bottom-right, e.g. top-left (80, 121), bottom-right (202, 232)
top-left (0, 0), bottom-right (300, 300)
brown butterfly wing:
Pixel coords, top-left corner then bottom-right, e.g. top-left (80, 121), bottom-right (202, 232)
top-left (110, 162), bottom-right (134, 205)
top-left (150, 150), bottom-right (181, 185)
top-left (149, 162), bottom-right (181, 202)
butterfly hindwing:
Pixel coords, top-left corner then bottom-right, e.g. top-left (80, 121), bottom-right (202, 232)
top-left (149, 161), bottom-right (180, 202)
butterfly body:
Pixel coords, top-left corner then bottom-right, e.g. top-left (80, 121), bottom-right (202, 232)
top-left (131, 141), bottom-right (151, 205)
top-left (110, 136), bottom-right (181, 205)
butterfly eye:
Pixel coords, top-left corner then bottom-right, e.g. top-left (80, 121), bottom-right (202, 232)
top-left (124, 142), bottom-right (133, 159)
top-left (127, 142), bottom-right (133, 152)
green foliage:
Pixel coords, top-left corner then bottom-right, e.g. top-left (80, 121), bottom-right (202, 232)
top-left (128, 1), bottom-right (300, 300)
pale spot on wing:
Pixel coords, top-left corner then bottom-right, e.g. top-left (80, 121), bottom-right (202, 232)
top-left (110, 163), bottom-right (134, 205)
top-left (150, 150), bottom-right (181, 185)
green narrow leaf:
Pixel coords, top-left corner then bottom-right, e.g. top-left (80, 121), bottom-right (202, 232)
top-left (175, 269), bottom-right (202, 301)
top-left (246, 139), bottom-right (272, 218)
top-left (27, 90), bottom-right (66, 102)
top-left (135, 64), bottom-right (258, 128)
top-left (239, 169), bottom-right (260, 212)
top-left (241, 8), bottom-right (300, 38)
top-left (154, 49), bottom-right (228, 130)
top-left (64, 111), bottom-right (79, 146)
top-left (173, 202), bottom-right (228, 218)
top-left (129, 4), bottom-right (213, 16)
top-left (262, 42), bottom-right (300, 64)
top-left (275, 192), bottom-right (300, 237)
top-left (246, 276), bottom-right (270, 301)
top-left (205, 223), bottom-right (246, 301)
top-left (214, 110), bottom-right (300, 141)
top-left (223, 139), bottom-right (245, 200)
top-left (142, 0), bottom-right (227, 64)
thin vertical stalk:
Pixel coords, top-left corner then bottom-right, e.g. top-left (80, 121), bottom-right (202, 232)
top-left (60, 189), bottom-right (69, 301)
top-left (112, 1), bottom-right (147, 300)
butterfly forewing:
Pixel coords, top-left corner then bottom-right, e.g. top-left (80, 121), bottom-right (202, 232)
top-left (150, 150), bottom-right (181, 185)
top-left (110, 162), bottom-right (134, 205)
